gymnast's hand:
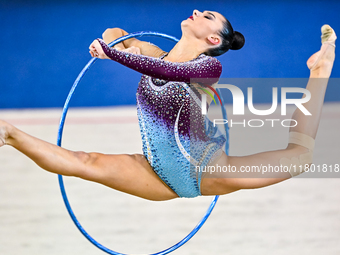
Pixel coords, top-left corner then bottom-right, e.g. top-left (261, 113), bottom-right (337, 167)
top-left (89, 40), bottom-right (110, 59)
top-left (119, 46), bottom-right (141, 55)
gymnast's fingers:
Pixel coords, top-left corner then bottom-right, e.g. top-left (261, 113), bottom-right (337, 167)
top-left (134, 46), bottom-right (141, 55)
top-left (89, 40), bottom-right (109, 59)
top-left (89, 40), bottom-right (96, 51)
top-left (89, 50), bottom-right (95, 57)
top-left (122, 46), bottom-right (141, 55)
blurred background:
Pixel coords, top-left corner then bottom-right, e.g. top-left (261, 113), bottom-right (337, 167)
top-left (1, 0), bottom-right (340, 109)
top-left (1, 1), bottom-right (340, 255)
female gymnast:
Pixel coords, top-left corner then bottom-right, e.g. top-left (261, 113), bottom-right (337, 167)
top-left (0, 10), bottom-right (337, 201)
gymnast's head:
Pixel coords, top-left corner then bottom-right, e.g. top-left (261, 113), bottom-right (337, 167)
top-left (181, 10), bottom-right (245, 56)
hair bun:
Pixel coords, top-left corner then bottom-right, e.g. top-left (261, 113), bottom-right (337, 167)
top-left (230, 31), bottom-right (245, 50)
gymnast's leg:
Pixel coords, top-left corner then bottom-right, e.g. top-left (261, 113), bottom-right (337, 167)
top-left (0, 121), bottom-right (178, 201)
top-left (201, 25), bottom-right (336, 195)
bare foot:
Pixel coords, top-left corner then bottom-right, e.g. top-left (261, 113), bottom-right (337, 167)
top-left (0, 120), bottom-right (10, 147)
top-left (307, 25), bottom-right (337, 77)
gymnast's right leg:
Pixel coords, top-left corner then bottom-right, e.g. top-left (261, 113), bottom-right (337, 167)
top-left (0, 120), bottom-right (178, 201)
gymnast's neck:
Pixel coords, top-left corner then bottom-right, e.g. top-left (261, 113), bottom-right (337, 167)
top-left (164, 35), bottom-right (207, 62)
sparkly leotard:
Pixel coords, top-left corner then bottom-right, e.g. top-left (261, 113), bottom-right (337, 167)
top-left (98, 39), bottom-right (226, 198)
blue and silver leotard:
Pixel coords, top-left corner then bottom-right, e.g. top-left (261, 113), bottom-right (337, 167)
top-left (98, 39), bottom-right (226, 198)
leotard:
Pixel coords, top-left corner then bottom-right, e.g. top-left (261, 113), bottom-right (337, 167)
top-left (98, 39), bottom-right (226, 198)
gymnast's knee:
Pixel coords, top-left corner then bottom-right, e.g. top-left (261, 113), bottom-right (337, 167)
top-left (281, 132), bottom-right (315, 177)
top-left (71, 151), bottom-right (100, 178)
top-left (201, 178), bottom-right (241, 195)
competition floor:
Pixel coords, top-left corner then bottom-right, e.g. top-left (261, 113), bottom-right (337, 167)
top-left (0, 104), bottom-right (340, 255)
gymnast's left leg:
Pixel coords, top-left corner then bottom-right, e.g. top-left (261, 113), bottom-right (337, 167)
top-left (201, 25), bottom-right (336, 196)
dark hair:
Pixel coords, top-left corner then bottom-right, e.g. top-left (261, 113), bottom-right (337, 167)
top-left (205, 17), bottom-right (245, 57)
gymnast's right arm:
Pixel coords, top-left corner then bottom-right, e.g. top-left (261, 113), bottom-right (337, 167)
top-left (101, 28), bottom-right (167, 58)
top-left (89, 39), bottom-right (222, 85)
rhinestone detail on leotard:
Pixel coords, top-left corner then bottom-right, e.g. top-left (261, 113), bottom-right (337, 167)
top-left (98, 39), bottom-right (226, 197)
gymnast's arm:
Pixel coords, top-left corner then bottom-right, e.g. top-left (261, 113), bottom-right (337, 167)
top-left (89, 39), bottom-right (222, 84)
top-left (102, 28), bottom-right (167, 58)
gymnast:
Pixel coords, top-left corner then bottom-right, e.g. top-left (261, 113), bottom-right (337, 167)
top-left (0, 10), bottom-right (336, 201)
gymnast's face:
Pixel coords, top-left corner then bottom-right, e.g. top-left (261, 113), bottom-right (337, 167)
top-left (181, 10), bottom-right (225, 47)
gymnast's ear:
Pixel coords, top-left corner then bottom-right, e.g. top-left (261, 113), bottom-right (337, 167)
top-left (207, 35), bottom-right (220, 45)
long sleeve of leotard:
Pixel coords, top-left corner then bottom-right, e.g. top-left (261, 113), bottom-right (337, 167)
top-left (97, 39), bottom-right (222, 85)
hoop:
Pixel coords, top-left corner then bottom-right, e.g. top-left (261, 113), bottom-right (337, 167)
top-left (57, 31), bottom-right (222, 255)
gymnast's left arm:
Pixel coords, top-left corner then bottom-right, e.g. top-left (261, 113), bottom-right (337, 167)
top-left (89, 39), bottom-right (222, 85)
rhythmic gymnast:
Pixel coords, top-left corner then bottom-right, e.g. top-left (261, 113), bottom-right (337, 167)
top-left (0, 10), bottom-right (337, 201)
